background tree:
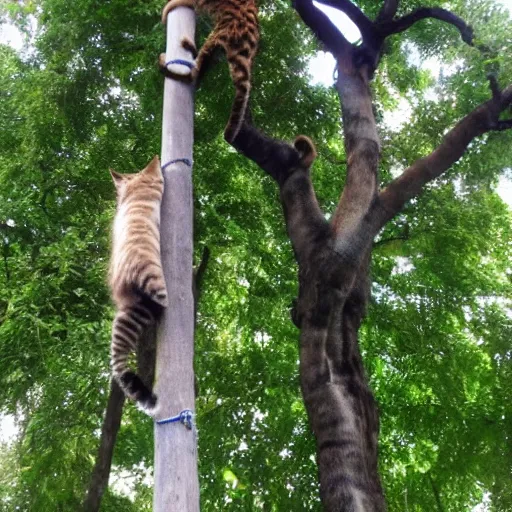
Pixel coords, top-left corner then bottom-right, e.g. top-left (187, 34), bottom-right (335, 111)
top-left (0, 0), bottom-right (511, 510)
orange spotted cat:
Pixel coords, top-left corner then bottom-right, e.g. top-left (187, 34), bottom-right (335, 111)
top-left (161, 0), bottom-right (259, 142)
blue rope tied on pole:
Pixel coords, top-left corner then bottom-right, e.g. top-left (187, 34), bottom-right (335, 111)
top-left (156, 409), bottom-right (194, 430)
top-left (165, 59), bottom-right (195, 70)
top-left (161, 158), bottom-right (193, 171)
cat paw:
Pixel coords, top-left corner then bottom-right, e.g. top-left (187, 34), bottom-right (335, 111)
top-left (150, 290), bottom-right (169, 308)
top-left (159, 53), bottom-right (196, 83)
top-left (181, 37), bottom-right (197, 59)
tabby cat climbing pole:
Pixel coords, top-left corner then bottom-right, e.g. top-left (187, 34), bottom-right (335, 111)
top-left (154, 4), bottom-right (199, 511)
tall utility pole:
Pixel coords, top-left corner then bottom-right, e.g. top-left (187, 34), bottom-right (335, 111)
top-left (153, 5), bottom-right (199, 511)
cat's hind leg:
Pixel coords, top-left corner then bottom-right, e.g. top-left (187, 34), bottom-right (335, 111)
top-left (137, 267), bottom-right (168, 309)
top-left (111, 304), bottom-right (157, 410)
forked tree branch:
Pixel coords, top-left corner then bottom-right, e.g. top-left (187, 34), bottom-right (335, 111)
top-left (375, 84), bottom-right (512, 229)
top-left (313, 0), bottom-right (374, 42)
top-left (293, 1), bottom-right (475, 77)
top-left (231, 120), bottom-right (333, 269)
top-left (293, 0), bottom-right (352, 56)
top-left (377, 7), bottom-right (474, 44)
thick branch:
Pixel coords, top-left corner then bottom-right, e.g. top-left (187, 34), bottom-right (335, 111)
top-left (378, 7), bottom-right (474, 45)
top-left (233, 121), bottom-right (330, 264)
top-left (294, 0), bottom-right (385, 74)
top-left (231, 121), bottom-right (303, 184)
top-left (293, 0), bottom-right (352, 56)
top-left (231, 120), bottom-right (386, 511)
top-left (295, 1), bottom-right (475, 81)
top-left (313, 0), bottom-right (374, 42)
top-left (330, 67), bottom-right (380, 260)
top-left (299, 252), bottom-right (385, 511)
top-left (375, 85), bottom-right (512, 229)
top-left (428, 473), bottom-right (445, 512)
top-left (376, 0), bottom-right (399, 23)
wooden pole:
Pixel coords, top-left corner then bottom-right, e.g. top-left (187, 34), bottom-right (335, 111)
top-left (153, 6), bottom-right (199, 511)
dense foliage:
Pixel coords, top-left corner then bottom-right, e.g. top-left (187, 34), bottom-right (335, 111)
top-left (0, 0), bottom-right (511, 510)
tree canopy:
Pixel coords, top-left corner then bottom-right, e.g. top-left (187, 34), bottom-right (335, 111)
top-left (0, 0), bottom-right (511, 510)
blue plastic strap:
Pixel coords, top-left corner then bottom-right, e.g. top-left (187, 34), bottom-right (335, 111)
top-left (165, 59), bottom-right (195, 70)
top-left (161, 158), bottom-right (193, 171)
top-left (156, 409), bottom-right (194, 430)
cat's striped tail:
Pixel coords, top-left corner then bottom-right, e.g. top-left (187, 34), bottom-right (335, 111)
top-left (111, 302), bottom-right (157, 410)
top-left (224, 52), bottom-right (252, 144)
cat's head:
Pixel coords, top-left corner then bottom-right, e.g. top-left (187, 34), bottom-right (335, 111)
top-left (110, 156), bottom-right (164, 201)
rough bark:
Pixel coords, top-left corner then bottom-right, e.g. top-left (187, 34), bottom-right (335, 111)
top-left (230, 1), bottom-right (512, 511)
top-left (232, 117), bottom-right (385, 511)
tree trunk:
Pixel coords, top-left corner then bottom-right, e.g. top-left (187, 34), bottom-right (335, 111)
top-left (289, 65), bottom-right (385, 511)
top-left (231, 28), bottom-right (510, 505)
top-left (84, 326), bottom-right (156, 512)
top-left (83, 380), bottom-right (125, 512)
top-left (153, 5), bottom-right (199, 512)
top-left (231, 103), bottom-right (385, 509)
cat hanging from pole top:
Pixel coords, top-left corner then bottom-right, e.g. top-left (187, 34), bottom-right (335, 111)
top-left (160, 0), bottom-right (259, 143)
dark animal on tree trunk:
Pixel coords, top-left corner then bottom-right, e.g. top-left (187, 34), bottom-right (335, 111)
top-left (109, 156), bottom-right (167, 412)
top-left (161, 0), bottom-right (259, 142)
